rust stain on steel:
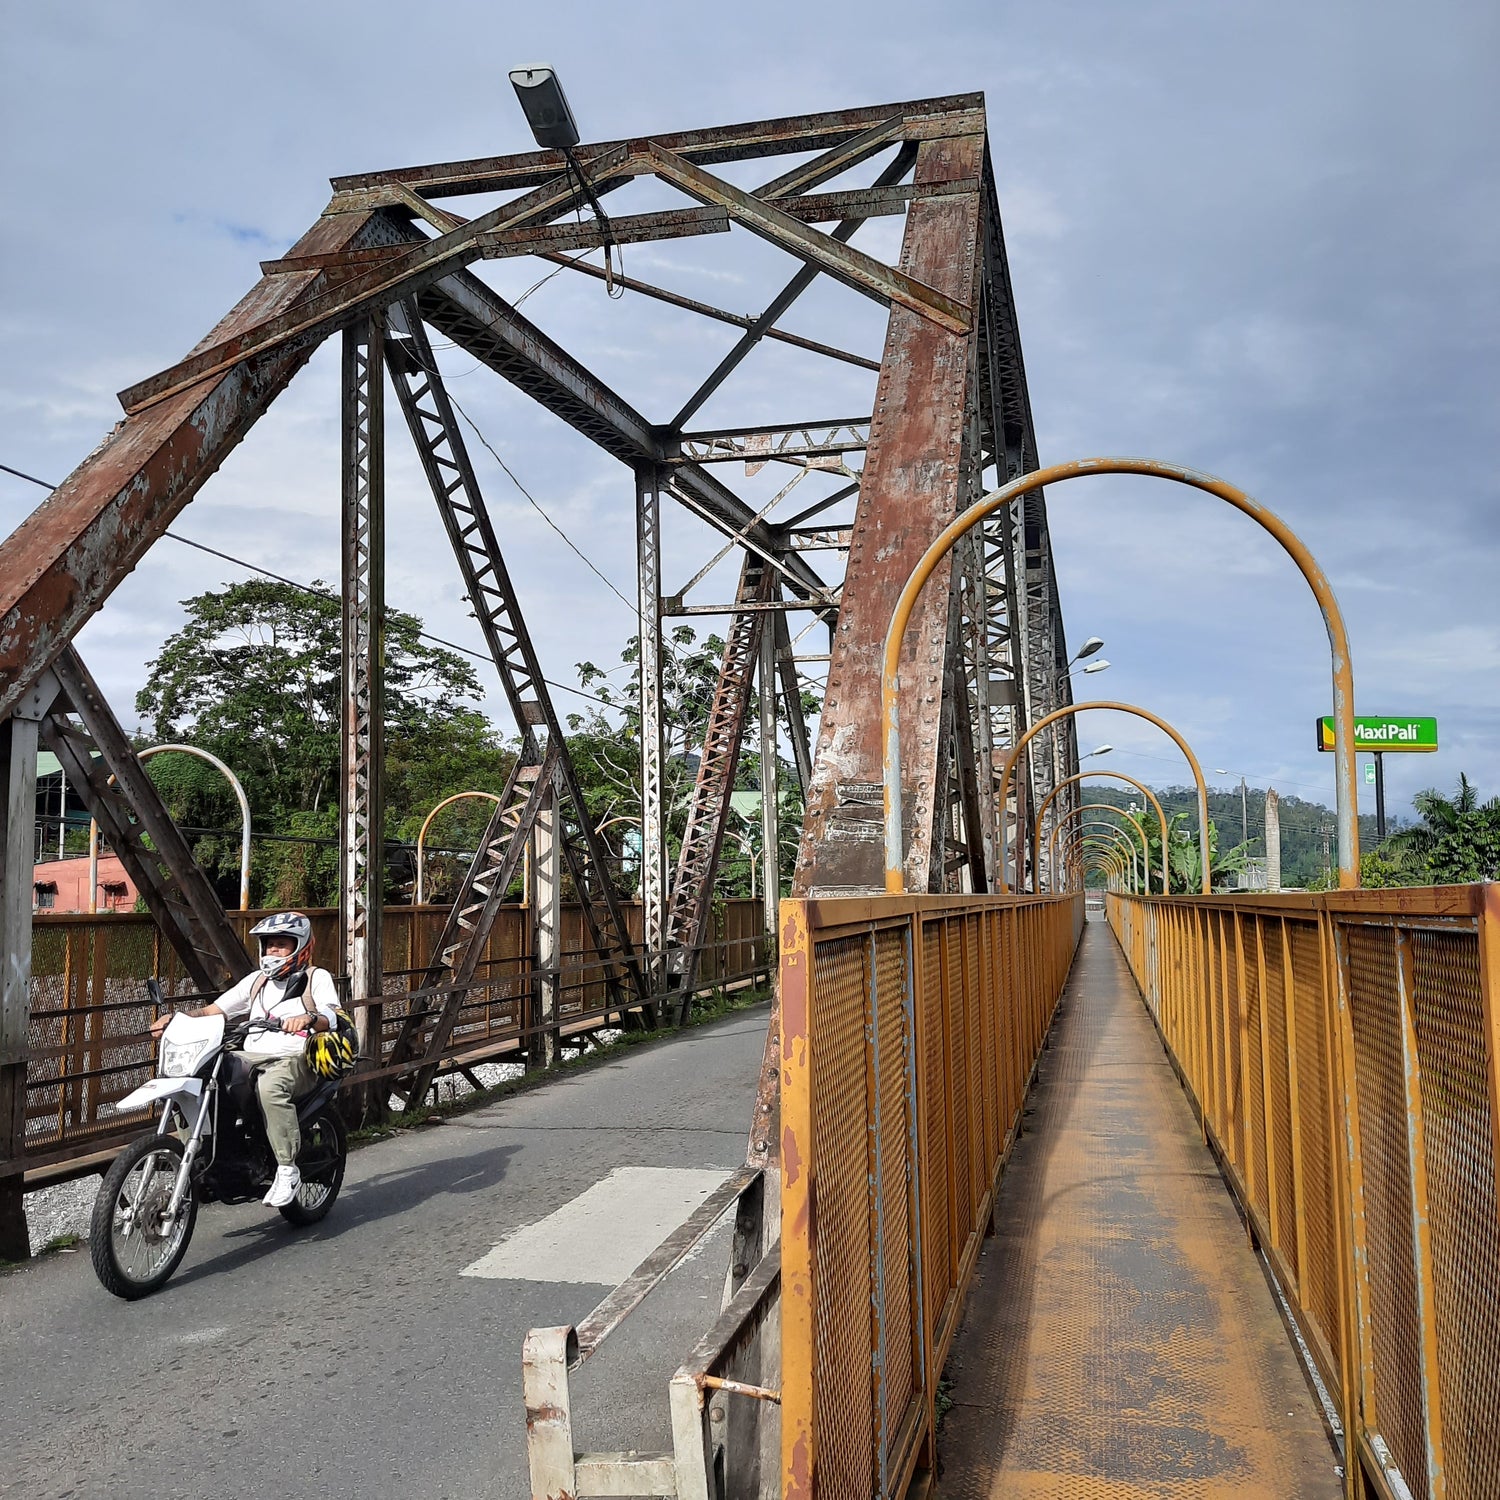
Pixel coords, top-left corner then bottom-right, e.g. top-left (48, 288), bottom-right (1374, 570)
top-left (0, 209), bottom-right (377, 722)
top-left (794, 132), bottom-right (984, 897)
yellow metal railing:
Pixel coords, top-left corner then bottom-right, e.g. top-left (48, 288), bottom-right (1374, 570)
top-left (778, 892), bottom-right (1084, 1498)
top-left (1108, 887), bottom-right (1500, 1500)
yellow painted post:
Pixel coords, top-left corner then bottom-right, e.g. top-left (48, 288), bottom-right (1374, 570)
top-left (778, 900), bottom-right (815, 1500)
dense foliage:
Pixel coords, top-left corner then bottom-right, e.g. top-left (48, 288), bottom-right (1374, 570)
top-left (130, 587), bottom-right (815, 910)
top-left (135, 581), bottom-right (512, 907)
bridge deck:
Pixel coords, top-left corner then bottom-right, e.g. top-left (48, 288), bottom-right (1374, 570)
top-left (937, 920), bottom-right (1343, 1499)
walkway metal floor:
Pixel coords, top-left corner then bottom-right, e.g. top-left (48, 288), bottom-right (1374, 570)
top-left (937, 921), bottom-right (1343, 1499)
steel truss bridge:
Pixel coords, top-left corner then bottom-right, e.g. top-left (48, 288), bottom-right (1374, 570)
top-left (1, 94), bottom-right (1495, 1500)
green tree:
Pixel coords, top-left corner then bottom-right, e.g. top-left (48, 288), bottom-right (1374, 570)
top-left (567, 629), bottom-right (819, 895)
top-left (136, 581), bottom-right (513, 906)
top-left (1383, 774), bottom-right (1500, 884)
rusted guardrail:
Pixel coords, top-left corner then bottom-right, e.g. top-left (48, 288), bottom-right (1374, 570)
top-left (777, 892), bottom-right (1084, 1498)
top-left (16, 899), bottom-right (769, 1179)
top-left (1108, 886), bottom-right (1500, 1500)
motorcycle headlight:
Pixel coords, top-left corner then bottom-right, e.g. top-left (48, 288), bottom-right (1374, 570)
top-left (159, 1040), bottom-right (204, 1078)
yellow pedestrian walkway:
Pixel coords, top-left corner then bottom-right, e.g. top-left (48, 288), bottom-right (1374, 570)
top-left (936, 919), bottom-right (1344, 1499)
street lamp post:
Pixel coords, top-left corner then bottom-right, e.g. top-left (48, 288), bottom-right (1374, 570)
top-left (1216, 771), bottom-right (1249, 846)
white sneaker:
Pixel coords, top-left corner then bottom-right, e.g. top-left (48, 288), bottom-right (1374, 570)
top-left (264, 1164), bottom-right (302, 1207)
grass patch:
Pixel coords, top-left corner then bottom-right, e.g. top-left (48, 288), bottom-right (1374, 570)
top-left (935, 1377), bottom-right (955, 1429)
top-left (347, 983), bottom-right (772, 1146)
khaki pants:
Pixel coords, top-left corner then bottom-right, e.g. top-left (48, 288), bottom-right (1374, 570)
top-left (234, 1052), bottom-right (317, 1166)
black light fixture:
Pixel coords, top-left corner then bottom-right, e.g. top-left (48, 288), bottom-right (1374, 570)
top-left (508, 65), bottom-right (580, 151)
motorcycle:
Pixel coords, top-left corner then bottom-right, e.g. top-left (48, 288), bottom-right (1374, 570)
top-left (90, 979), bottom-right (348, 1299)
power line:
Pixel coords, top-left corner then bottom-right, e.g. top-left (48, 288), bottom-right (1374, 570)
top-left (0, 462), bottom-right (620, 714)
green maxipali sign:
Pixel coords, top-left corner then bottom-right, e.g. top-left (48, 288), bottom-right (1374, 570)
top-left (1316, 716), bottom-right (1438, 753)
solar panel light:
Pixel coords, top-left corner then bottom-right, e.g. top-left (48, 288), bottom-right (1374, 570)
top-left (509, 65), bottom-right (580, 151)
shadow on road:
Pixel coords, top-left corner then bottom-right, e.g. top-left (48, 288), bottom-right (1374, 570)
top-left (169, 1138), bottom-right (519, 1288)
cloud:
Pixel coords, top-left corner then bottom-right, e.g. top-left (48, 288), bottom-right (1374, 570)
top-left (2, 0), bottom-right (1495, 830)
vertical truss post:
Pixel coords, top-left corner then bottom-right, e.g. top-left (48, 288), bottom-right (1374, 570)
top-left (758, 622), bottom-right (780, 940)
top-left (528, 776), bottom-right (561, 1071)
top-left (0, 677), bottom-right (55, 1259)
top-left (636, 464), bottom-right (668, 989)
top-left (794, 128), bottom-right (986, 896)
top-left (340, 316), bottom-right (386, 1066)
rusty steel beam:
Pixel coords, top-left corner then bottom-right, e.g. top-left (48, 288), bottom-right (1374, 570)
top-left (119, 146), bottom-right (648, 414)
top-left (259, 205), bottom-right (731, 275)
top-left (410, 262), bottom-right (834, 605)
top-left (537, 254), bottom-right (881, 371)
top-left (339, 317), bottom-right (387, 1056)
top-left (646, 142), bottom-right (973, 336)
top-left (0, 210), bottom-right (395, 724)
top-left (668, 141), bottom-right (919, 432)
top-left (329, 93), bottom-right (984, 199)
top-left (664, 553), bottom-right (776, 1009)
top-left (390, 748), bottom-right (560, 1103)
top-left (385, 309), bottom-right (644, 1008)
top-left (793, 132), bottom-right (986, 897)
top-left (43, 649), bottom-right (251, 992)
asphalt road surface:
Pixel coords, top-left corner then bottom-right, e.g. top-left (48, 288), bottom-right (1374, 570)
top-left (1, 1004), bottom-right (770, 1500)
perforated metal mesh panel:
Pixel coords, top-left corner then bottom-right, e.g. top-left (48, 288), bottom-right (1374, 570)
top-left (780, 894), bottom-right (1083, 1498)
top-left (808, 932), bottom-right (876, 1493)
top-left (1409, 927), bottom-right (1500, 1497)
top-left (1260, 919), bottom-right (1300, 1285)
top-left (1107, 890), bottom-right (1500, 1500)
top-left (1345, 923), bottom-right (1430, 1500)
top-left (1287, 918), bottom-right (1342, 1368)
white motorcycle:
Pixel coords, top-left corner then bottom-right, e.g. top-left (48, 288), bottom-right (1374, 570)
top-left (90, 981), bottom-right (348, 1299)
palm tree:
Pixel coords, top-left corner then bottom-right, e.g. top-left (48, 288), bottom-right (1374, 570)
top-left (1383, 774), bottom-right (1500, 885)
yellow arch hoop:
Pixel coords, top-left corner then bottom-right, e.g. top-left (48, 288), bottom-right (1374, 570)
top-left (1033, 771), bottom-right (1171, 895)
top-left (415, 791), bottom-right (502, 905)
top-left (1064, 824), bottom-right (1141, 886)
top-left (995, 702), bottom-right (1210, 894)
top-left (1051, 805), bottom-right (1151, 894)
top-left (880, 457), bottom-right (1358, 892)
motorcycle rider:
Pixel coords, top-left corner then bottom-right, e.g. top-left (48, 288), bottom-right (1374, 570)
top-left (149, 912), bottom-right (340, 1207)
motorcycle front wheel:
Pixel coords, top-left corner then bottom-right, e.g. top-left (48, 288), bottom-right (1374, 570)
top-left (279, 1105), bottom-right (347, 1227)
top-left (90, 1134), bottom-right (198, 1299)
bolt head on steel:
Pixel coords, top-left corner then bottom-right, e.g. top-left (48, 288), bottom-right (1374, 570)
top-left (509, 65), bottom-right (581, 150)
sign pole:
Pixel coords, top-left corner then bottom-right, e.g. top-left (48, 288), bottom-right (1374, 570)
top-left (1375, 751), bottom-right (1386, 841)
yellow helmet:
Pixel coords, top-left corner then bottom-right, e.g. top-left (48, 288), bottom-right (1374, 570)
top-left (306, 1011), bottom-right (357, 1080)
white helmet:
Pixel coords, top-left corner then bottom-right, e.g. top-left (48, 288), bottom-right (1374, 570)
top-left (249, 911), bottom-right (313, 980)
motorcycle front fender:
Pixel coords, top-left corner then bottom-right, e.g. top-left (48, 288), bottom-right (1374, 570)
top-left (116, 1076), bottom-right (204, 1112)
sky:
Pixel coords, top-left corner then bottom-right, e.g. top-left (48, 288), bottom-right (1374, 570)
top-left (2, 0), bottom-right (1496, 824)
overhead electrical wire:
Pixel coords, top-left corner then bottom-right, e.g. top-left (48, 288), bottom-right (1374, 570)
top-left (0, 461), bottom-right (621, 713)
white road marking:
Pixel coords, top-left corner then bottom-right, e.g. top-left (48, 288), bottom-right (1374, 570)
top-left (460, 1166), bottom-right (733, 1284)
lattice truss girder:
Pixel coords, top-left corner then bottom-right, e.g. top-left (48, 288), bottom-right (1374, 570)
top-left (0, 94), bottom-right (1070, 1060)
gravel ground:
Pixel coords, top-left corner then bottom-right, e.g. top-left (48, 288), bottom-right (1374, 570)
top-left (23, 1027), bottom-right (627, 1256)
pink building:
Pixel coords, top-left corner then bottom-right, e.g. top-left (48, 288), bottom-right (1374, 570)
top-left (31, 855), bottom-right (138, 913)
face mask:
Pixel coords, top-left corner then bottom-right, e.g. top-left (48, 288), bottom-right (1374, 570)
top-left (259, 953), bottom-right (289, 977)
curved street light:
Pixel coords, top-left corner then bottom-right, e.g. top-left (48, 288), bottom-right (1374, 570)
top-left (880, 457), bottom-right (1359, 892)
top-left (415, 791), bottom-right (502, 906)
top-left (89, 743), bottom-right (253, 913)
